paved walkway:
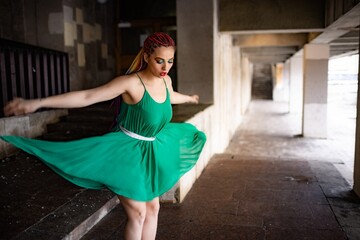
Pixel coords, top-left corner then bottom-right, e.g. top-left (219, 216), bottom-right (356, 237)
top-left (82, 99), bottom-right (360, 240)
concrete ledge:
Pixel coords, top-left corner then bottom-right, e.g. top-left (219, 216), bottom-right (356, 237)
top-left (161, 104), bottom-right (217, 203)
top-left (64, 195), bottom-right (119, 240)
top-left (0, 109), bottom-right (68, 158)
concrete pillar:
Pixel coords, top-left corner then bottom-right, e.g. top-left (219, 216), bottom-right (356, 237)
top-left (289, 51), bottom-right (303, 113)
top-left (353, 31), bottom-right (360, 197)
top-left (273, 61), bottom-right (290, 102)
top-left (241, 55), bottom-right (252, 114)
top-left (176, 0), bottom-right (214, 103)
top-left (302, 44), bottom-right (329, 138)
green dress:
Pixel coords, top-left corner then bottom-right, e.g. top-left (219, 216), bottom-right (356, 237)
top-left (0, 77), bottom-right (206, 201)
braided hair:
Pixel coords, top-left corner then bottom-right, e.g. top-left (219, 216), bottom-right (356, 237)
top-left (126, 32), bottom-right (176, 74)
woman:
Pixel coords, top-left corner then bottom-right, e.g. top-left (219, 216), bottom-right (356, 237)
top-left (1, 32), bottom-right (206, 240)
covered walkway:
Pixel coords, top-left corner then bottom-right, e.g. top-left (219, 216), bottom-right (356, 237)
top-left (82, 100), bottom-right (360, 240)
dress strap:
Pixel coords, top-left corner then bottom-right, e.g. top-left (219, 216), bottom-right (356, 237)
top-left (162, 78), bottom-right (168, 89)
top-left (135, 72), bottom-right (146, 90)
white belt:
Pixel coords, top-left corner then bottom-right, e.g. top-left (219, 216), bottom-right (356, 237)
top-left (119, 125), bottom-right (156, 141)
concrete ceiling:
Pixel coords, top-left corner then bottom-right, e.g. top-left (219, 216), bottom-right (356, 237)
top-left (312, 3), bottom-right (360, 59)
top-left (225, 1), bottom-right (360, 64)
top-left (329, 30), bottom-right (359, 57)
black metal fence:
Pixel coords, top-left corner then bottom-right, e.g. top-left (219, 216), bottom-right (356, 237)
top-left (0, 38), bottom-right (69, 117)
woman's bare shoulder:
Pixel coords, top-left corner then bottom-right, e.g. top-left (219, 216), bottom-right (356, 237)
top-left (110, 73), bottom-right (141, 87)
top-left (164, 75), bottom-right (173, 90)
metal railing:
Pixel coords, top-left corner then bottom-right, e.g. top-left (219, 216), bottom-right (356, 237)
top-left (0, 38), bottom-right (69, 117)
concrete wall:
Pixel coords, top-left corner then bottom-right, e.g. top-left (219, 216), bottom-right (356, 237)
top-left (0, 0), bottom-right (115, 91)
top-left (240, 54), bottom-right (252, 115)
top-left (214, 34), bottom-right (242, 150)
top-left (62, 0), bottom-right (115, 90)
top-left (0, 0), bottom-right (64, 50)
top-left (0, 0), bottom-right (116, 143)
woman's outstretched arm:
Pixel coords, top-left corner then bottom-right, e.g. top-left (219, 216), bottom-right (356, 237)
top-left (165, 76), bottom-right (199, 104)
top-left (4, 75), bottom-right (130, 116)
top-left (170, 92), bottom-right (199, 104)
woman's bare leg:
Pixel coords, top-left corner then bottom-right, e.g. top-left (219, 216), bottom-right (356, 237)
top-left (118, 196), bottom-right (147, 240)
top-left (141, 197), bottom-right (160, 240)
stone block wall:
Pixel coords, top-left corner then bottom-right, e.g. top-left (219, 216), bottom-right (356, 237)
top-left (0, 0), bottom-right (116, 143)
top-left (0, 0), bottom-right (116, 92)
top-left (62, 0), bottom-right (115, 90)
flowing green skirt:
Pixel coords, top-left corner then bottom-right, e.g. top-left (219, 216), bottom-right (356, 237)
top-left (1, 123), bottom-right (206, 201)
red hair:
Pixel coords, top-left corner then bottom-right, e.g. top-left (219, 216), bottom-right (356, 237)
top-left (126, 32), bottom-right (176, 74)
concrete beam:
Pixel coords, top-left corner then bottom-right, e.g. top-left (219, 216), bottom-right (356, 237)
top-left (311, 3), bottom-right (360, 44)
top-left (242, 46), bottom-right (298, 63)
top-left (233, 33), bottom-right (309, 47)
top-left (242, 46), bottom-right (298, 54)
top-left (247, 55), bottom-right (292, 64)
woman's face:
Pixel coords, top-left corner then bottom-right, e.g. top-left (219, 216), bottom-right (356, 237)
top-left (145, 46), bottom-right (175, 78)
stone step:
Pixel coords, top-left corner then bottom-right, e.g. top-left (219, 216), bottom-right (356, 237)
top-left (1, 102), bottom-right (121, 239)
top-left (41, 131), bottom-right (94, 141)
top-left (46, 122), bottom-right (110, 136)
top-left (0, 151), bottom-right (119, 240)
top-left (14, 190), bottom-right (118, 240)
top-left (63, 114), bottom-right (114, 124)
top-left (80, 204), bottom-right (127, 240)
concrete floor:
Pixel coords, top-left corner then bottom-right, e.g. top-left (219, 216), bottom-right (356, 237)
top-left (82, 99), bottom-right (360, 240)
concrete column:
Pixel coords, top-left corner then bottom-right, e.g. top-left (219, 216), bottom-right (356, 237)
top-left (302, 44), bottom-right (329, 138)
top-left (353, 32), bottom-right (360, 197)
top-left (289, 51), bottom-right (303, 113)
top-left (176, 0), bottom-right (214, 103)
top-left (273, 61), bottom-right (290, 102)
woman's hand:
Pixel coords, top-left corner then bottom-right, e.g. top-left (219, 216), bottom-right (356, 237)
top-left (169, 91), bottom-right (200, 104)
top-left (189, 95), bottom-right (199, 104)
top-left (3, 98), bottom-right (40, 117)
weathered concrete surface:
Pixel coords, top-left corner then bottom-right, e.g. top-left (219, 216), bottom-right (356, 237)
top-left (219, 0), bottom-right (325, 32)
